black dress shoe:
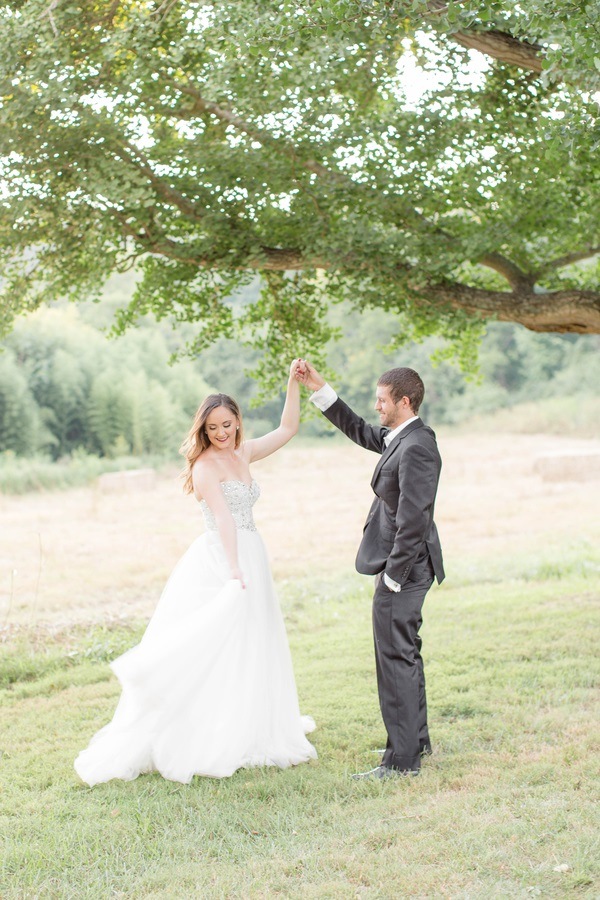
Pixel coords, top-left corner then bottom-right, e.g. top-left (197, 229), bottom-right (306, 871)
top-left (351, 765), bottom-right (420, 780)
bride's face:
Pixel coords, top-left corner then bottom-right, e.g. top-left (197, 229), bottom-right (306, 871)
top-left (204, 406), bottom-right (239, 450)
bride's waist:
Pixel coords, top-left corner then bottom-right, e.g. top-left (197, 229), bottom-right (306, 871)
top-left (203, 520), bottom-right (258, 533)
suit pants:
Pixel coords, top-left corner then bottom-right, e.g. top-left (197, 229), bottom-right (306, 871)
top-left (373, 556), bottom-right (434, 771)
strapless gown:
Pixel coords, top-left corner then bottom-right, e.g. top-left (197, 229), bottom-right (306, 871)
top-left (74, 480), bottom-right (316, 784)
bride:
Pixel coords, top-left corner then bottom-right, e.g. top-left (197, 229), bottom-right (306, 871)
top-left (74, 360), bottom-right (316, 785)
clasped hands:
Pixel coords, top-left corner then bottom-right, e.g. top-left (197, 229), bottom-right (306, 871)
top-left (292, 358), bottom-right (325, 392)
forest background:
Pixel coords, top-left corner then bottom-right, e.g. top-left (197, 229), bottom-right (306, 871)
top-left (1, 270), bottom-right (599, 484)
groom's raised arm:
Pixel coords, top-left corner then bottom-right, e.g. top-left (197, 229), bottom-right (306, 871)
top-left (298, 362), bottom-right (387, 454)
top-left (317, 392), bottom-right (387, 455)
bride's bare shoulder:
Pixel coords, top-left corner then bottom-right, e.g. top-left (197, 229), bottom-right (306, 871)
top-left (192, 453), bottom-right (220, 498)
top-left (193, 452), bottom-right (214, 473)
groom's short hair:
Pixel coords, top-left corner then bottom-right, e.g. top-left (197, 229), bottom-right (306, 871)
top-left (378, 368), bottom-right (424, 413)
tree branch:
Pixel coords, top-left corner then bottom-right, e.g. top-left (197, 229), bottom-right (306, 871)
top-left (533, 245), bottom-right (600, 279)
top-left (113, 212), bottom-right (312, 271)
top-left (159, 78), bottom-right (332, 179)
top-left (113, 214), bottom-right (204, 266)
top-left (91, 0), bottom-right (122, 27)
top-left (79, 108), bottom-right (600, 336)
top-left (449, 29), bottom-right (543, 73)
top-left (256, 246), bottom-right (309, 270)
top-left (114, 141), bottom-right (206, 221)
top-left (41, 0), bottom-right (60, 37)
top-left (478, 251), bottom-right (534, 290)
top-left (425, 2), bottom-right (544, 73)
top-left (423, 280), bottom-right (600, 333)
top-left (109, 210), bottom-right (600, 332)
top-left (150, 0), bottom-right (179, 20)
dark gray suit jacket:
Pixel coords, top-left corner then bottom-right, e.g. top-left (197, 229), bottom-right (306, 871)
top-left (323, 396), bottom-right (445, 588)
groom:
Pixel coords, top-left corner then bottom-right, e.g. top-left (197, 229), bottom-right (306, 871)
top-left (297, 361), bottom-right (444, 779)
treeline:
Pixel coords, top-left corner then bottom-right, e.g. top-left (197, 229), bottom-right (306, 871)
top-left (1, 293), bottom-right (599, 459)
top-left (320, 306), bottom-right (600, 432)
top-left (0, 307), bottom-right (211, 458)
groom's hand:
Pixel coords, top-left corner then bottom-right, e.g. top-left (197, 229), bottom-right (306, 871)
top-left (295, 359), bottom-right (326, 392)
top-left (294, 359), bottom-right (307, 380)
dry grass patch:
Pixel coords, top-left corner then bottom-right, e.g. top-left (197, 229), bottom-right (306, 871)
top-left (2, 432), bottom-right (600, 629)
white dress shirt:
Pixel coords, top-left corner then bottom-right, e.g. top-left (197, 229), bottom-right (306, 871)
top-left (310, 385), bottom-right (419, 592)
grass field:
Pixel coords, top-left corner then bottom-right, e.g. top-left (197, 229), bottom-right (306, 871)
top-left (1, 435), bottom-right (599, 898)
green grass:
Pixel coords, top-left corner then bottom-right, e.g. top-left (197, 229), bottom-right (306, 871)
top-left (1, 565), bottom-right (599, 898)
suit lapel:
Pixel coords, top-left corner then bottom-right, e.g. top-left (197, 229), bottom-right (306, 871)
top-left (370, 418), bottom-right (423, 488)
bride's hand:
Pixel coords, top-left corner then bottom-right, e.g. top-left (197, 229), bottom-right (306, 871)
top-left (294, 359), bottom-right (325, 391)
top-left (291, 358), bottom-right (306, 381)
top-left (230, 567), bottom-right (246, 590)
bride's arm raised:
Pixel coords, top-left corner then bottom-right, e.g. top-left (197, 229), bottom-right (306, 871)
top-left (192, 461), bottom-right (245, 587)
top-left (245, 359), bottom-right (301, 464)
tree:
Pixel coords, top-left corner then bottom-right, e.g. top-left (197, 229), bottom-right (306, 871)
top-left (0, 350), bottom-right (45, 454)
top-left (0, 1), bottom-right (598, 382)
top-left (1, 304), bottom-right (214, 457)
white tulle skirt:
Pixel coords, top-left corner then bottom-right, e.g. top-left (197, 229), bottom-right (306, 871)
top-left (74, 529), bottom-right (316, 785)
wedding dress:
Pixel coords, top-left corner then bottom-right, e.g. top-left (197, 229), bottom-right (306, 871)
top-left (74, 480), bottom-right (316, 785)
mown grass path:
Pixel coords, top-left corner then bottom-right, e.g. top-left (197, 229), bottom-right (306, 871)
top-left (1, 565), bottom-right (598, 898)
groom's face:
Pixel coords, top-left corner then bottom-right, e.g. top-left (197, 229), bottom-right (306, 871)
top-left (375, 385), bottom-right (406, 429)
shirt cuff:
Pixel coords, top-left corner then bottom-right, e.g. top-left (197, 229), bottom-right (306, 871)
top-left (383, 573), bottom-right (401, 593)
top-left (309, 383), bottom-right (338, 412)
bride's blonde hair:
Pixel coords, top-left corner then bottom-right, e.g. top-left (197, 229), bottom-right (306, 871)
top-left (179, 393), bottom-right (243, 494)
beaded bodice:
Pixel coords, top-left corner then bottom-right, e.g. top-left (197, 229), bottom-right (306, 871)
top-left (200, 479), bottom-right (260, 532)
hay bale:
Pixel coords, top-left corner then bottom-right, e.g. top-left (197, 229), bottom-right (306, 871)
top-left (97, 468), bottom-right (157, 493)
top-left (534, 451), bottom-right (600, 482)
